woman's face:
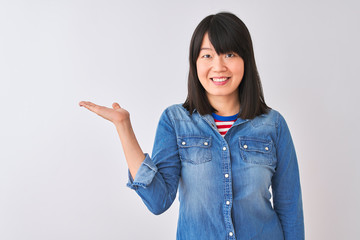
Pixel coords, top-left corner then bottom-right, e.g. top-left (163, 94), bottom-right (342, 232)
top-left (196, 32), bottom-right (245, 102)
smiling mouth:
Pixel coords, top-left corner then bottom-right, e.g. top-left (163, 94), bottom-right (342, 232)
top-left (210, 77), bottom-right (230, 82)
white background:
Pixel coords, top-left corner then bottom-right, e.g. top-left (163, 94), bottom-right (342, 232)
top-left (1, 0), bottom-right (359, 239)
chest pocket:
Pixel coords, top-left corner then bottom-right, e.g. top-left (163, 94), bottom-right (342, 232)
top-left (177, 136), bottom-right (212, 164)
top-left (239, 137), bottom-right (276, 165)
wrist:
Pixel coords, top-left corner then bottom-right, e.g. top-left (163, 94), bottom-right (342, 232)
top-left (113, 117), bottom-right (131, 128)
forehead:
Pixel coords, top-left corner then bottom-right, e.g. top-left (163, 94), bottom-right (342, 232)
top-left (200, 33), bottom-right (214, 50)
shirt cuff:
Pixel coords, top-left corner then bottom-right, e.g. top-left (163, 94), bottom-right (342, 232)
top-left (126, 153), bottom-right (158, 190)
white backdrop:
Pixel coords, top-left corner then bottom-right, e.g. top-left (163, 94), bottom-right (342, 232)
top-left (1, 0), bottom-right (359, 239)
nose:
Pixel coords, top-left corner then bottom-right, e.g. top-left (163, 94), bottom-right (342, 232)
top-left (212, 55), bottom-right (227, 72)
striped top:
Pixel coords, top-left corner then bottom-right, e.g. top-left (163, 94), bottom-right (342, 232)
top-left (211, 112), bottom-right (238, 137)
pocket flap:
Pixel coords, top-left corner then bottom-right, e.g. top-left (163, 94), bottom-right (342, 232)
top-left (177, 136), bottom-right (212, 148)
top-left (239, 138), bottom-right (273, 154)
top-left (239, 137), bottom-right (276, 166)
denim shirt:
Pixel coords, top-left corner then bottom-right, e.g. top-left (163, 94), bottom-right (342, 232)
top-left (127, 104), bottom-right (304, 240)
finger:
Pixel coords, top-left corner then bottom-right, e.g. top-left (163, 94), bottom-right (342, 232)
top-left (79, 101), bottom-right (100, 113)
top-left (112, 102), bottom-right (121, 109)
top-left (79, 101), bottom-right (95, 107)
top-left (79, 101), bottom-right (97, 107)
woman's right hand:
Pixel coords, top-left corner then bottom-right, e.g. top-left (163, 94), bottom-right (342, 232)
top-left (79, 101), bottom-right (130, 125)
top-left (79, 100), bottom-right (145, 179)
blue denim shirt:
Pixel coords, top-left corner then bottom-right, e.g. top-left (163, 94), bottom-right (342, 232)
top-left (127, 104), bottom-right (304, 240)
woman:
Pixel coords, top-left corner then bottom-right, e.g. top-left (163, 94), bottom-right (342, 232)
top-left (79, 12), bottom-right (304, 240)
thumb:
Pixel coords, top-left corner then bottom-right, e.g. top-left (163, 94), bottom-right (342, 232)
top-left (112, 102), bottom-right (121, 109)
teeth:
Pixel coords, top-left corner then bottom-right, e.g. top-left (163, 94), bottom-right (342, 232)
top-left (212, 77), bottom-right (228, 82)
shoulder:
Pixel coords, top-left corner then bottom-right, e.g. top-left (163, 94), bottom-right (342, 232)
top-left (267, 108), bottom-right (289, 129)
top-left (249, 108), bottom-right (284, 128)
top-left (249, 108), bottom-right (293, 147)
top-left (161, 103), bottom-right (193, 121)
top-left (263, 108), bottom-right (293, 143)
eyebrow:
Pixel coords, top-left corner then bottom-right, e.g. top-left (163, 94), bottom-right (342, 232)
top-left (200, 47), bottom-right (213, 51)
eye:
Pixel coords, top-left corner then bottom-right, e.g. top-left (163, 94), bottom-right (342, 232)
top-left (202, 54), bottom-right (211, 58)
top-left (225, 53), bottom-right (236, 58)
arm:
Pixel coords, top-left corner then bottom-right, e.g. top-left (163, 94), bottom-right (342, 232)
top-left (272, 113), bottom-right (305, 240)
top-left (127, 108), bottom-right (181, 215)
top-left (79, 101), bottom-right (180, 215)
top-left (79, 101), bottom-right (145, 178)
top-left (114, 119), bottom-right (146, 179)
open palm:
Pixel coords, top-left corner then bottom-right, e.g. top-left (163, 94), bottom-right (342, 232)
top-left (79, 101), bottom-right (130, 124)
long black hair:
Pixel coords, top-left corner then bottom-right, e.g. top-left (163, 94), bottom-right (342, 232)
top-left (183, 12), bottom-right (271, 119)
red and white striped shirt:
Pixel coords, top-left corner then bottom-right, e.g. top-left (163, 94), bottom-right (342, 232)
top-left (211, 112), bottom-right (238, 137)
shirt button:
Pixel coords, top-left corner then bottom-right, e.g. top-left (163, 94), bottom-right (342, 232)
top-left (225, 173), bottom-right (229, 178)
top-left (243, 144), bottom-right (248, 149)
top-left (265, 147), bottom-right (269, 151)
top-left (222, 147), bottom-right (227, 151)
top-left (226, 201), bottom-right (230, 205)
top-left (181, 141), bottom-right (186, 145)
top-left (204, 142), bottom-right (208, 146)
top-left (229, 232), bottom-right (233, 237)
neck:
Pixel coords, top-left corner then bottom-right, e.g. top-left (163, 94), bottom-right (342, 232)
top-left (207, 93), bottom-right (240, 116)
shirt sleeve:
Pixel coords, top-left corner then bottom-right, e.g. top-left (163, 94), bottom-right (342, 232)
top-left (272, 112), bottom-right (305, 240)
top-left (126, 107), bottom-right (181, 215)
